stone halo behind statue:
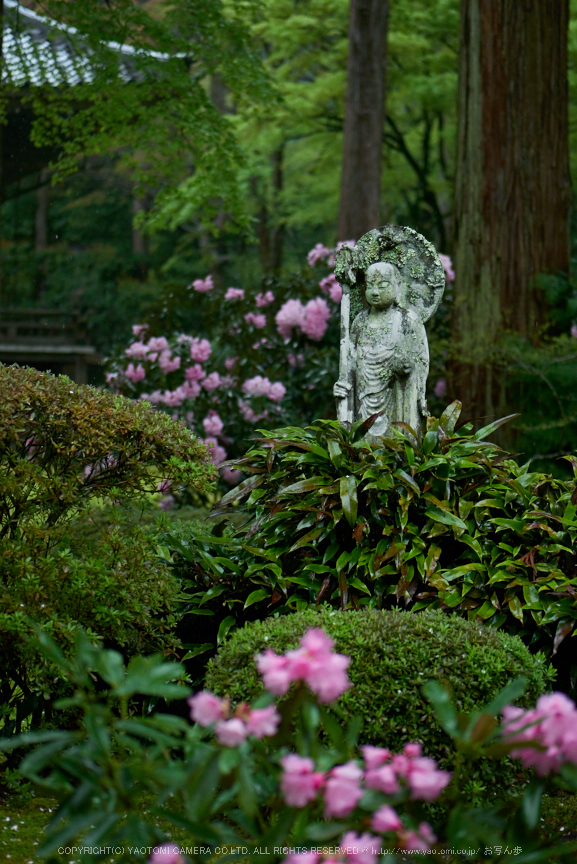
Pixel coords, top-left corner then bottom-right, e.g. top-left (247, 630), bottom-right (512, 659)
top-left (333, 225), bottom-right (445, 438)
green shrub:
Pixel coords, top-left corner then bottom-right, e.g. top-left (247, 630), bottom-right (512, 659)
top-left (205, 607), bottom-right (553, 758)
top-left (205, 404), bottom-right (577, 654)
top-left (0, 364), bottom-right (214, 735)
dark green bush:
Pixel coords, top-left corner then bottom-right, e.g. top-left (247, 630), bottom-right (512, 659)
top-left (0, 363), bottom-right (214, 735)
top-left (203, 404), bottom-right (577, 655)
top-left (205, 607), bottom-right (554, 795)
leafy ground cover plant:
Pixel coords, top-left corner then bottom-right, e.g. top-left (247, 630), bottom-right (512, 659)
top-left (0, 363), bottom-right (214, 736)
top-left (2, 625), bottom-right (576, 863)
top-left (201, 403), bottom-right (577, 659)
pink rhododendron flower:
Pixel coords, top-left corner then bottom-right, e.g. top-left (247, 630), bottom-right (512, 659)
top-left (203, 412), bottom-right (224, 437)
top-left (105, 372), bottom-right (118, 384)
top-left (215, 718), bottom-right (248, 747)
top-left (202, 372), bottom-right (221, 391)
top-left (140, 389), bottom-right (163, 404)
top-left (221, 465), bottom-right (242, 485)
top-left (158, 351), bottom-right (181, 374)
top-left (256, 650), bottom-right (293, 696)
top-left (371, 804), bottom-right (403, 833)
top-left (147, 336), bottom-right (169, 353)
top-left (319, 274), bottom-right (342, 302)
top-left (148, 843), bottom-right (185, 864)
top-left (158, 494), bottom-right (175, 511)
top-left (361, 745), bottom-right (391, 770)
top-left (246, 705), bottom-right (281, 738)
top-left (307, 243), bottom-right (331, 266)
top-left (245, 312), bottom-right (267, 329)
top-left (225, 287), bottom-right (245, 300)
top-left (157, 479), bottom-right (172, 494)
top-left (288, 352), bottom-right (304, 367)
top-left (224, 356), bottom-right (238, 370)
top-left (182, 380), bottom-right (201, 398)
top-left (125, 341), bottom-right (149, 360)
top-left (256, 290), bottom-right (275, 307)
top-left (276, 299), bottom-right (305, 340)
top-left (193, 275), bottom-right (213, 293)
top-left (125, 363), bottom-right (146, 383)
top-left (302, 297), bottom-right (330, 341)
top-left (402, 822), bottom-right (437, 852)
top-left (323, 761), bottom-right (364, 818)
top-left (403, 742), bottom-right (422, 757)
top-left (204, 437), bottom-right (227, 466)
top-left (243, 375), bottom-right (273, 397)
top-left (571, 324), bottom-right (577, 338)
top-left (407, 757), bottom-right (451, 801)
top-left (280, 754), bottom-right (324, 807)
top-left (132, 323), bottom-right (149, 338)
top-left (502, 691), bottom-right (577, 774)
top-left (433, 378), bottom-right (447, 398)
top-left (363, 763), bottom-right (399, 795)
top-left (184, 363), bottom-right (205, 381)
top-left (284, 853), bottom-right (319, 864)
top-left (161, 388), bottom-right (186, 407)
top-left (268, 382), bottom-right (287, 402)
top-left (340, 832), bottom-right (381, 864)
top-left (188, 691), bottom-right (227, 726)
top-left (219, 374), bottom-right (236, 389)
top-left (190, 338), bottom-right (212, 362)
top-left (438, 254), bottom-right (455, 282)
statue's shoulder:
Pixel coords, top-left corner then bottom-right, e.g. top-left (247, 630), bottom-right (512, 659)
top-left (351, 308), bottom-right (369, 334)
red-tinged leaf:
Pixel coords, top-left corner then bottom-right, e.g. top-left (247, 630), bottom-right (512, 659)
top-left (572, 486), bottom-right (577, 506)
top-left (315, 576), bottom-right (332, 605)
top-left (352, 522), bottom-right (366, 543)
top-left (268, 588), bottom-right (284, 607)
top-left (553, 620), bottom-right (574, 656)
top-left (210, 474), bottom-right (265, 514)
top-left (278, 477), bottom-right (331, 496)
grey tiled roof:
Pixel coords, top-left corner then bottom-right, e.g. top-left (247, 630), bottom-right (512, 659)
top-left (3, 0), bottom-right (164, 87)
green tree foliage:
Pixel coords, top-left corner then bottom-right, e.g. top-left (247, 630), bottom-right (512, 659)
top-left (0, 363), bottom-right (214, 734)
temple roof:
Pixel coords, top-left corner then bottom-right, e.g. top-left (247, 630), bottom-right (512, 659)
top-left (2, 0), bottom-right (164, 87)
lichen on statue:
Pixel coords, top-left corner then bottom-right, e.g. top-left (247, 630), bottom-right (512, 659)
top-left (333, 226), bottom-right (445, 439)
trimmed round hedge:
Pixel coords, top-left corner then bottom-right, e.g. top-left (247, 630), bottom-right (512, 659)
top-left (205, 607), bottom-right (554, 767)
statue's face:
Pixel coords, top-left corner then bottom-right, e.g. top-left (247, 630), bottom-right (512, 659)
top-left (365, 263), bottom-right (400, 309)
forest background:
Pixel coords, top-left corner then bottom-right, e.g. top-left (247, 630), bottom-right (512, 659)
top-left (3, 0), bottom-right (577, 476)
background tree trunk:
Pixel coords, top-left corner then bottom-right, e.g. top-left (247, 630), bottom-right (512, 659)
top-left (337, 0), bottom-right (388, 242)
top-left (452, 0), bottom-right (571, 422)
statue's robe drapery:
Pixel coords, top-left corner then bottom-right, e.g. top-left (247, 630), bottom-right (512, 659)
top-left (350, 305), bottom-right (429, 437)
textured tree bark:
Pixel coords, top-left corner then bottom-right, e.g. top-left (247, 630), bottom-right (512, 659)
top-left (452, 0), bottom-right (571, 422)
top-left (337, 0), bottom-right (388, 242)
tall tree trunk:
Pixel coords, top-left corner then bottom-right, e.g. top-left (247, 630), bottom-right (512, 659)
top-left (452, 0), bottom-right (571, 422)
top-left (255, 148), bottom-right (284, 273)
top-left (337, 0), bottom-right (388, 242)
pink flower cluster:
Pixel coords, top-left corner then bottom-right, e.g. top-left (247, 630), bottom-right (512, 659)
top-left (192, 275), bottom-right (214, 293)
top-left (188, 691), bottom-right (281, 747)
top-left (438, 254), bottom-right (455, 282)
top-left (502, 691), bottom-right (577, 775)
top-left (256, 290), bottom-right (275, 307)
top-left (148, 843), bottom-right (185, 864)
top-left (362, 742), bottom-right (451, 801)
top-left (275, 297), bottom-right (330, 341)
top-left (225, 287), bottom-right (245, 300)
top-left (242, 375), bottom-right (286, 402)
top-left (245, 312), bottom-right (267, 329)
top-left (256, 628), bottom-right (350, 703)
top-left (319, 273), bottom-right (342, 303)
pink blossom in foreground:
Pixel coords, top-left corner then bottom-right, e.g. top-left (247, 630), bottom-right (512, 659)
top-left (188, 691), bottom-right (228, 726)
top-left (125, 363), bottom-right (146, 383)
top-left (245, 312), bottom-right (267, 329)
top-left (203, 412), bottom-right (224, 437)
top-left (284, 853), bottom-right (319, 864)
top-left (361, 745), bottom-right (392, 770)
top-left (371, 804), bottom-right (403, 833)
top-left (406, 757), bottom-right (451, 801)
top-left (204, 437), bottom-right (227, 466)
top-left (256, 290), bottom-right (275, 307)
top-left (225, 287), bottom-right (245, 300)
top-left (402, 822), bottom-right (437, 852)
top-left (246, 705), bottom-right (281, 738)
top-left (307, 243), bottom-right (331, 266)
top-left (438, 254), bottom-right (455, 282)
top-left (190, 338), bottom-right (212, 362)
top-left (125, 341), bottom-right (149, 360)
top-left (202, 372), bottom-right (221, 391)
top-left (276, 299), bottom-right (306, 340)
top-left (148, 843), bottom-right (185, 864)
top-left (364, 763), bottom-right (399, 795)
top-left (132, 323), bottom-right (149, 338)
top-left (319, 273), bottom-right (342, 303)
top-left (502, 691), bottom-right (577, 774)
top-left (433, 378), bottom-right (447, 398)
top-left (323, 761), bottom-right (364, 818)
top-left (302, 297), bottom-right (330, 341)
top-left (193, 275), bottom-right (213, 293)
top-left (280, 754), bottom-right (324, 807)
top-left (215, 718), bottom-right (248, 747)
top-left (158, 351), bottom-right (181, 374)
top-left (340, 832), bottom-right (381, 864)
top-left (256, 650), bottom-right (293, 696)
top-left (184, 363), bottom-right (206, 381)
top-left (571, 324), bottom-right (577, 338)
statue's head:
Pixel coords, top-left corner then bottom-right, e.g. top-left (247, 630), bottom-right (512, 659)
top-left (365, 262), bottom-right (402, 310)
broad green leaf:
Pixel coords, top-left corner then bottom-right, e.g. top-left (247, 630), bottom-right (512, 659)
top-left (243, 588), bottom-right (270, 609)
top-left (340, 475), bottom-right (358, 527)
top-left (217, 616), bottom-right (236, 644)
top-left (278, 476), bottom-right (332, 496)
top-left (425, 506), bottom-right (467, 532)
top-left (290, 526), bottom-right (324, 551)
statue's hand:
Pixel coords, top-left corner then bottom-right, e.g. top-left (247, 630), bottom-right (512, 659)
top-left (333, 380), bottom-right (352, 399)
